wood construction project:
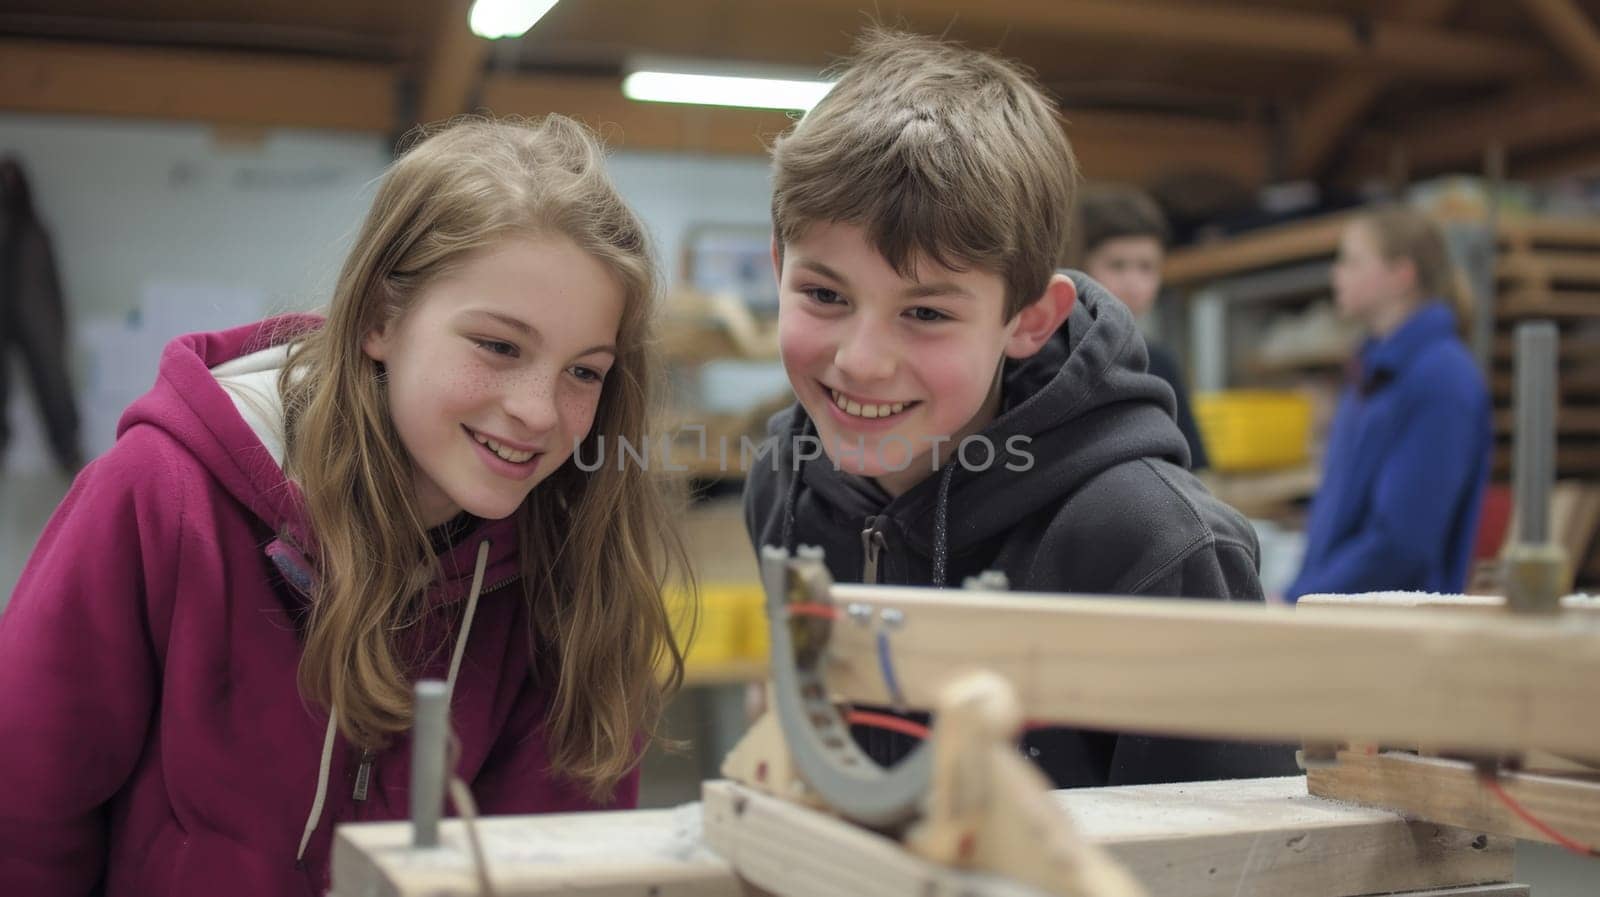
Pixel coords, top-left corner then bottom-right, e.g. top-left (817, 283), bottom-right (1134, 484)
top-left (331, 777), bottom-right (1524, 897)
top-left (331, 553), bottom-right (1599, 897)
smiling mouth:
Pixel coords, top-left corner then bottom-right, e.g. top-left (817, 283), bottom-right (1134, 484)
top-left (826, 386), bottom-right (920, 420)
top-left (464, 426), bottom-right (541, 464)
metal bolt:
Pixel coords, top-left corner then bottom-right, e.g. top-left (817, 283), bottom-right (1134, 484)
top-left (846, 603), bottom-right (873, 625)
top-left (880, 608), bottom-right (905, 629)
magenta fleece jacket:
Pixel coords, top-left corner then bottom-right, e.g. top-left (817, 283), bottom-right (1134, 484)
top-left (0, 316), bottom-right (636, 896)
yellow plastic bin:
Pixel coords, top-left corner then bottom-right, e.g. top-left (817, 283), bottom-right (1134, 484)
top-left (1193, 390), bottom-right (1314, 473)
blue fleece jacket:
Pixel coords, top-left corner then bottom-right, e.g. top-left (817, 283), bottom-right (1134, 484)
top-left (1287, 302), bottom-right (1491, 601)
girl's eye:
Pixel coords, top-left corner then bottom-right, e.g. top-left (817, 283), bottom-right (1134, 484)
top-left (803, 287), bottom-right (843, 305)
top-left (908, 306), bottom-right (949, 323)
top-left (570, 365), bottom-right (605, 384)
top-left (473, 338), bottom-right (518, 358)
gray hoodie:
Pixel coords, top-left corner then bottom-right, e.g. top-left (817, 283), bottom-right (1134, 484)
top-left (743, 273), bottom-right (1299, 787)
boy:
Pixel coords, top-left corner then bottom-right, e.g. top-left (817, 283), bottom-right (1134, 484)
top-left (743, 29), bottom-right (1296, 788)
top-left (1077, 185), bottom-right (1209, 470)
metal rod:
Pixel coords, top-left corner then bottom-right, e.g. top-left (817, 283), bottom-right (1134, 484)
top-left (411, 679), bottom-right (449, 848)
top-left (1512, 321), bottom-right (1557, 545)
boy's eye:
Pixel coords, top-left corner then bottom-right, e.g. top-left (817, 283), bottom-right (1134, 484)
top-left (473, 338), bottom-right (519, 358)
top-left (803, 287), bottom-right (843, 305)
top-left (570, 365), bottom-right (606, 384)
top-left (907, 306), bottom-right (949, 323)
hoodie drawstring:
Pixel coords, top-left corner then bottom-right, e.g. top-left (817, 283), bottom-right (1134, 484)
top-left (294, 539), bottom-right (492, 867)
top-left (930, 462), bottom-right (955, 588)
top-left (296, 706), bottom-right (340, 864)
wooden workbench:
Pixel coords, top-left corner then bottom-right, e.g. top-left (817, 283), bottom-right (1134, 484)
top-left (331, 776), bottom-right (1521, 897)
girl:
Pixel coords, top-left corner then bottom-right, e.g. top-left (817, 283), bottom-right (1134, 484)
top-left (1286, 207), bottom-right (1491, 602)
top-left (0, 117), bottom-right (691, 896)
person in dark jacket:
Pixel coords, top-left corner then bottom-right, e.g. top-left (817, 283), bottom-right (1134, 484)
top-left (0, 155), bottom-right (83, 474)
top-left (1286, 208), bottom-right (1491, 601)
top-left (1076, 184), bottom-right (1209, 470)
top-left (744, 30), bottom-right (1298, 789)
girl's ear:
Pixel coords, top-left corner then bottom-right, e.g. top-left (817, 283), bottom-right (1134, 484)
top-left (362, 319), bottom-right (393, 363)
top-left (1005, 273), bottom-right (1077, 359)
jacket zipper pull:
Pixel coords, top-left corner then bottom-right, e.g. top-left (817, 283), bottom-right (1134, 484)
top-left (352, 748), bottom-right (375, 801)
top-left (861, 517), bottom-right (887, 585)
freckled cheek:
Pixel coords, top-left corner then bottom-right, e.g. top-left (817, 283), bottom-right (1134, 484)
top-left (555, 390), bottom-right (602, 445)
top-left (436, 364), bottom-right (499, 415)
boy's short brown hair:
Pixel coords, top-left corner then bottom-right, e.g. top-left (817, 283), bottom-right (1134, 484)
top-left (770, 28), bottom-right (1078, 319)
top-left (1076, 184), bottom-right (1171, 257)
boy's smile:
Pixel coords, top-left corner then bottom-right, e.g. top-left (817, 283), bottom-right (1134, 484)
top-left (776, 221), bottom-right (1066, 496)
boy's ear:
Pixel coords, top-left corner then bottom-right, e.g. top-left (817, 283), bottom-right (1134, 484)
top-left (1005, 273), bottom-right (1077, 359)
top-left (770, 235), bottom-right (783, 285)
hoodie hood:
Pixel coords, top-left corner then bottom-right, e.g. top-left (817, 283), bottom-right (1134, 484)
top-left (773, 272), bottom-right (1188, 569)
top-left (116, 315), bottom-right (522, 603)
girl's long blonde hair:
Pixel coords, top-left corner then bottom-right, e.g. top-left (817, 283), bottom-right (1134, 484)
top-left (280, 116), bottom-right (690, 798)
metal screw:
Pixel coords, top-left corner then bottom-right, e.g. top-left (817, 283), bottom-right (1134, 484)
top-left (880, 608), bottom-right (905, 629)
top-left (846, 603), bottom-right (873, 625)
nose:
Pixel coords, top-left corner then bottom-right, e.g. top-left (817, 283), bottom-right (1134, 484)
top-left (833, 317), bottom-right (896, 384)
top-left (502, 371), bottom-right (561, 437)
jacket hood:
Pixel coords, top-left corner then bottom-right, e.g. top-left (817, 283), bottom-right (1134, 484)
top-left (116, 315), bottom-right (522, 602)
top-left (773, 272), bottom-right (1189, 569)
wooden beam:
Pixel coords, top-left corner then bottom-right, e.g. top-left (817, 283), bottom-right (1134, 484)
top-left (1308, 750), bottom-right (1600, 849)
top-left (1288, 0), bottom-right (1462, 178)
top-left (0, 38), bottom-right (395, 132)
top-left (1351, 84), bottom-right (1600, 176)
top-left (330, 777), bottom-right (1517, 896)
top-left (1518, 0), bottom-right (1600, 88)
top-left (414, 0), bottom-right (492, 127)
top-left (818, 584), bottom-right (1600, 758)
top-left (1162, 212), bottom-right (1354, 285)
top-left (893, 0), bottom-right (1548, 80)
top-left (481, 73), bottom-right (1268, 186)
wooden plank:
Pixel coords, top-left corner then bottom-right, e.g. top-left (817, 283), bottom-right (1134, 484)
top-left (818, 585), bottom-right (1600, 757)
top-left (1164, 213), bottom-right (1353, 286)
top-left (1501, 252), bottom-right (1600, 287)
top-left (0, 38), bottom-right (395, 132)
top-left (1493, 366), bottom-right (1600, 397)
top-left (702, 777), bottom-right (1516, 897)
top-left (1495, 406), bottom-right (1600, 434)
top-left (331, 776), bottom-right (1517, 895)
top-left (1518, 0), bottom-right (1600, 89)
top-left (1498, 216), bottom-right (1600, 249)
top-left (1496, 290), bottom-right (1600, 319)
top-left (1308, 751), bottom-right (1600, 849)
top-left (331, 804), bottom-right (744, 897)
top-left (1297, 593), bottom-right (1600, 614)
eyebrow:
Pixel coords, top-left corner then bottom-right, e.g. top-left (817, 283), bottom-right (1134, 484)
top-left (467, 309), bottom-right (616, 357)
top-left (795, 258), bottom-right (972, 301)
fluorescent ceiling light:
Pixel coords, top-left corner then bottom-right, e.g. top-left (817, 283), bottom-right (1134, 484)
top-left (622, 71), bottom-right (835, 113)
top-left (468, 0), bottom-right (558, 40)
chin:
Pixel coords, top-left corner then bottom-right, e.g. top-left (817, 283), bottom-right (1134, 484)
top-left (455, 493), bottom-right (529, 522)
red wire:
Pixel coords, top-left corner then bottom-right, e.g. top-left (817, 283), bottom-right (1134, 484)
top-left (785, 602), bottom-right (839, 619)
top-left (1480, 774), bottom-right (1600, 858)
top-left (845, 710), bottom-right (932, 740)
